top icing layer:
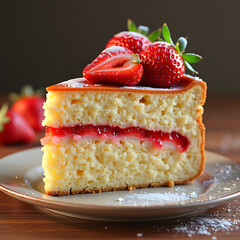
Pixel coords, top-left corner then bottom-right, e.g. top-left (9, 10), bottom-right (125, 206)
top-left (46, 75), bottom-right (203, 93)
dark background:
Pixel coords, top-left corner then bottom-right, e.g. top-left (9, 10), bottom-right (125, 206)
top-left (1, 0), bottom-right (240, 96)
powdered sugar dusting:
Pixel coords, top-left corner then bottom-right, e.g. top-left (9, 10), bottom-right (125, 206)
top-left (115, 31), bottom-right (149, 39)
top-left (58, 78), bottom-right (101, 88)
top-left (101, 45), bottom-right (132, 54)
top-left (184, 74), bottom-right (202, 81)
top-left (121, 85), bottom-right (183, 91)
top-left (115, 186), bottom-right (202, 207)
top-left (58, 78), bottom-right (178, 91)
top-left (121, 192), bottom-right (196, 206)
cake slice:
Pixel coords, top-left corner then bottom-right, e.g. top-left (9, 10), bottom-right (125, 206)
top-left (41, 75), bottom-right (206, 196)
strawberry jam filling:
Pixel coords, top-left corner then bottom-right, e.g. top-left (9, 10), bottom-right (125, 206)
top-left (43, 125), bottom-right (189, 153)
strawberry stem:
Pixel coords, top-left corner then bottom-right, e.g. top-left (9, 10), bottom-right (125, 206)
top-left (132, 54), bottom-right (142, 64)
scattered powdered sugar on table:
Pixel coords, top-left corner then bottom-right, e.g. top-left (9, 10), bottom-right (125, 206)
top-left (153, 200), bottom-right (240, 237)
top-left (162, 162), bottom-right (240, 237)
top-left (149, 161), bottom-right (240, 237)
top-left (136, 233), bottom-right (143, 237)
top-left (173, 217), bottom-right (239, 237)
top-left (116, 197), bottom-right (124, 202)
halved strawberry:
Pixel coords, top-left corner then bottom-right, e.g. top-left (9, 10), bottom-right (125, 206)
top-left (83, 46), bottom-right (143, 86)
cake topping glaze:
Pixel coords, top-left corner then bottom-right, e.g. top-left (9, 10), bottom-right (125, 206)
top-left (58, 78), bottom-right (183, 90)
top-left (47, 74), bottom-right (203, 93)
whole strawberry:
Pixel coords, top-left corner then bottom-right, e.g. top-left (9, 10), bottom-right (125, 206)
top-left (139, 23), bottom-right (202, 88)
top-left (106, 31), bottom-right (151, 54)
top-left (83, 46), bottom-right (143, 86)
top-left (0, 104), bottom-right (35, 144)
top-left (10, 85), bottom-right (45, 131)
top-left (105, 19), bottom-right (161, 54)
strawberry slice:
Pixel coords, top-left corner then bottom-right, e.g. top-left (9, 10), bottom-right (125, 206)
top-left (83, 46), bottom-right (143, 86)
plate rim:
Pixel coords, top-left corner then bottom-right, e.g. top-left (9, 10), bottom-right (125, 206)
top-left (0, 147), bottom-right (240, 211)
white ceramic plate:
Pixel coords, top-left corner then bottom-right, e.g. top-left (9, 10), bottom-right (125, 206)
top-left (0, 147), bottom-right (240, 222)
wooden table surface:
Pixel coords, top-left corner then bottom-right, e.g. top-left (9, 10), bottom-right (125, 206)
top-left (0, 96), bottom-right (240, 240)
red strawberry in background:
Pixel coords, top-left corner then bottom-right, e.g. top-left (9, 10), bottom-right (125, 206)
top-left (83, 46), bottom-right (143, 86)
top-left (139, 23), bottom-right (202, 88)
top-left (9, 85), bottom-right (45, 131)
top-left (0, 104), bottom-right (35, 144)
top-left (106, 31), bottom-right (151, 54)
top-left (105, 19), bottom-right (161, 54)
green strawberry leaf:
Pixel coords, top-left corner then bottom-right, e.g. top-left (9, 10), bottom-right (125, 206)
top-left (9, 85), bottom-right (45, 102)
top-left (148, 29), bottom-right (161, 42)
top-left (184, 61), bottom-right (198, 74)
top-left (8, 92), bottom-right (19, 102)
top-left (175, 42), bottom-right (181, 55)
top-left (127, 19), bottom-right (138, 32)
top-left (21, 85), bottom-right (35, 96)
top-left (9, 84), bottom-right (35, 102)
top-left (177, 37), bottom-right (188, 53)
top-left (138, 25), bottom-right (149, 36)
top-left (162, 23), bottom-right (174, 45)
top-left (0, 104), bottom-right (10, 132)
top-left (182, 53), bottom-right (202, 63)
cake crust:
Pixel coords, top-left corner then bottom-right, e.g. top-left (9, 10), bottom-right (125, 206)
top-left (46, 181), bottom-right (177, 196)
